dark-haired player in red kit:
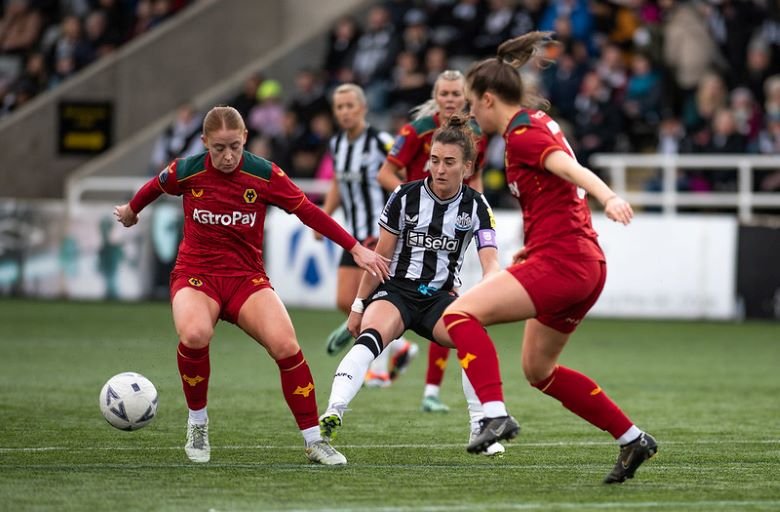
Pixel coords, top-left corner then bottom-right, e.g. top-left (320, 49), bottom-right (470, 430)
top-left (114, 106), bottom-right (389, 466)
top-left (442, 32), bottom-right (658, 484)
top-left (375, 69), bottom-right (489, 414)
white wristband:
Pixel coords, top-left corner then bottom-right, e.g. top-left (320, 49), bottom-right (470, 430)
top-left (351, 297), bottom-right (365, 314)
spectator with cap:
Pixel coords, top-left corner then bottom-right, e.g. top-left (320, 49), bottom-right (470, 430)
top-left (248, 79), bottom-right (286, 139)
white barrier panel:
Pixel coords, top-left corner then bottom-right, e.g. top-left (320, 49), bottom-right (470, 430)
top-left (265, 209), bottom-right (738, 319)
top-left (591, 215), bottom-right (738, 319)
top-left (461, 213), bottom-right (738, 319)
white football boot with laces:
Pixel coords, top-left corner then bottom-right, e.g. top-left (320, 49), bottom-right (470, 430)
top-left (305, 439), bottom-right (347, 465)
top-left (185, 420), bottom-right (210, 463)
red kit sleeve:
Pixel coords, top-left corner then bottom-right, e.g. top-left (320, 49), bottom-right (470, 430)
top-left (128, 177), bottom-right (162, 213)
top-left (129, 160), bottom-right (182, 213)
top-left (510, 125), bottom-right (566, 172)
top-left (386, 123), bottom-right (421, 169)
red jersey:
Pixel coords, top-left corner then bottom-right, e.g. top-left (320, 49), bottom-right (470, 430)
top-left (155, 152), bottom-right (308, 276)
top-left (503, 109), bottom-right (603, 261)
top-left (386, 113), bottom-right (488, 185)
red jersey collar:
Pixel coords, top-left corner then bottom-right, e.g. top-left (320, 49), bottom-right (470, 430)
top-left (503, 109), bottom-right (529, 139)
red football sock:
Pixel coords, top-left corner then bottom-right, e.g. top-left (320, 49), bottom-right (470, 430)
top-left (425, 341), bottom-right (450, 386)
top-left (177, 342), bottom-right (210, 410)
top-left (533, 365), bottom-right (633, 439)
top-left (442, 312), bottom-right (503, 403)
top-left (277, 350), bottom-right (318, 430)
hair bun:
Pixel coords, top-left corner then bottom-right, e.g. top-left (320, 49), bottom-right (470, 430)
top-left (446, 113), bottom-right (468, 128)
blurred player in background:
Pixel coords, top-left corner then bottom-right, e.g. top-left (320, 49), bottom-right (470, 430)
top-left (441, 32), bottom-right (658, 483)
top-left (318, 84), bottom-right (418, 387)
top-left (320, 114), bottom-right (504, 456)
top-left (114, 105), bottom-right (389, 466)
top-left (376, 69), bottom-right (489, 413)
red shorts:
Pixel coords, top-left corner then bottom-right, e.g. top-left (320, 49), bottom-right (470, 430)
top-left (170, 270), bottom-right (273, 324)
top-left (506, 254), bottom-right (606, 334)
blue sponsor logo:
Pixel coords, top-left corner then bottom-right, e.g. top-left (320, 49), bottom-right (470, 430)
top-left (389, 136), bottom-right (406, 157)
top-left (288, 227), bottom-right (339, 287)
top-left (417, 283), bottom-right (438, 296)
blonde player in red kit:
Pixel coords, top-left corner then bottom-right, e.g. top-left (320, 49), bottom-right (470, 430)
top-left (114, 106), bottom-right (389, 466)
top-left (441, 33), bottom-right (658, 484)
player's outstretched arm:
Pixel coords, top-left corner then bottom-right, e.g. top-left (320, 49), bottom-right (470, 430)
top-left (314, 179), bottom-right (342, 241)
top-left (293, 197), bottom-right (390, 280)
top-left (544, 150), bottom-right (634, 225)
top-left (114, 174), bottom-right (166, 228)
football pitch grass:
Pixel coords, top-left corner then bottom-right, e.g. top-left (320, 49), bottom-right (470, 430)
top-left (1, 299), bottom-right (778, 511)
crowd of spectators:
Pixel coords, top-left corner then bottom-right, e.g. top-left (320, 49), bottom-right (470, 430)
top-left (218, 0), bottom-right (780, 207)
top-left (4, 0), bottom-right (779, 205)
top-left (0, 0), bottom-right (194, 117)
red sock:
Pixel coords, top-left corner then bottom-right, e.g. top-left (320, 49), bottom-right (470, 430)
top-left (177, 342), bottom-right (209, 410)
top-left (425, 341), bottom-right (450, 386)
top-left (533, 365), bottom-right (633, 439)
top-left (277, 350), bottom-right (318, 430)
top-left (442, 312), bottom-right (503, 403)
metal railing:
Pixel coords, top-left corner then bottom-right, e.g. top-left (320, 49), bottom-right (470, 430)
top-left (68, 154), bottom-right (780, 221)
top-left (590, 154), bottom-right (780, 221)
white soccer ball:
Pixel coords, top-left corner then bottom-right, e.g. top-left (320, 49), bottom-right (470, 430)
top-left (99, 372), bottom-right (158, 431)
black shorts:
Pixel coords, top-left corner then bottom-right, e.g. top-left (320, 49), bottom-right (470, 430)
top-left (365, 279), bottom-right (458, 342)
top-left (339, 237), bottom-right (378, 268)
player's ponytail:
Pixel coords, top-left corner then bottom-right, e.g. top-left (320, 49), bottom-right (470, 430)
top-left (432, 112), bottom-right (476, 165)
top-left (466, 31), bottom-right (553, 110)
top-left (496, 31), bottom-right (554, 70)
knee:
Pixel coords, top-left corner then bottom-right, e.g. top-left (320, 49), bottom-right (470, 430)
top-left (522, 359), bottom-right (554, 386)
top-left (267, 337), bottom-right (301, 360)
top-left (178, 324), bottom-right (213, 349)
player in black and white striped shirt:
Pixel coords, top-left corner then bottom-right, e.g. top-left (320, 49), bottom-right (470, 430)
top-left (324, 90), bottom-right (393, 246)
top-left (319, 84), bottom-right (417, 385)
top-left (319, 114), bottom-right (505, 455)
top-left (379, 178), bottom-right (495, 293)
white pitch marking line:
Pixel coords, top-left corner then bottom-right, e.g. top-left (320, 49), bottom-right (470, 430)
top-left (260, 501), bottom-right (780, 512)
top-left (1, 439), bottom-right (778, 453)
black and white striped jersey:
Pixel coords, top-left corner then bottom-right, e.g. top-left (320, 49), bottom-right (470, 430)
top-left (379, 178), bottom-right (498, 292)
top-left (329, 126), bottom-right (394, 241)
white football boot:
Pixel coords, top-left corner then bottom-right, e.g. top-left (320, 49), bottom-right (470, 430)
top-left (305, 439), bottom-right (347, 465)
top-left (185, 420), bottom-right (210, 463)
